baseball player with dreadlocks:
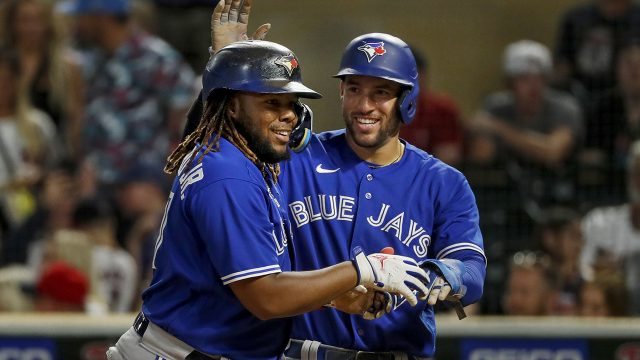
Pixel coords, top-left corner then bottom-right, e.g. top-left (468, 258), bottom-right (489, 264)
top-left (194, 2), bottom-right (488, 359)
top-left (106, 3), bottom-right (433, 360)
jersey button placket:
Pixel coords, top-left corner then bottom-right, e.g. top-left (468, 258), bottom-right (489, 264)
top-left (364, 173), bottom-right (373, 199)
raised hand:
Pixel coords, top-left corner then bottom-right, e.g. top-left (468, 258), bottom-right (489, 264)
top-left (211, 0), bottom-right (271, 52)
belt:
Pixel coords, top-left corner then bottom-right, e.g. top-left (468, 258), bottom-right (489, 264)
top-left (285, 340), bottom-right (407, 360)
top-left (134, 312), bottom-right (220, 360)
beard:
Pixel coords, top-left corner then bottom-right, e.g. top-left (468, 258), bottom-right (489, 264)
top-left (344, 111), bottom-right (402, 149)
top-left (232, 109), bottom-right (291, 164)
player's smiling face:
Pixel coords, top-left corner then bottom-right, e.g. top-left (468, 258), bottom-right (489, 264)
top-left (229, 92), bottom-right (298, 163)
top-left (340, 75), bottom-right (402, 149)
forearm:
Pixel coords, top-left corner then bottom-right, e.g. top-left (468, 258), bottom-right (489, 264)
top-left (230, 261), bottom-right (357, 320)
top-left (442, 251), bottom-right (486, 306)
top-left (493, 122), bottom-right (574, 166)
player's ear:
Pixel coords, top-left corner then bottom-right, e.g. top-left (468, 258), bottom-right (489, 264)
top-left (227, 95), bottom-right (240, 120)
top-left (339, 80), bottom-right (345, 99)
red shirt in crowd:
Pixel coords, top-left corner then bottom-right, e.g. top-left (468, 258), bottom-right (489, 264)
top-left (400, 91), bottom-right (463, 164)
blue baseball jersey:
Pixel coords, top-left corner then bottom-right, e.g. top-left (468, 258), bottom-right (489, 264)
top-left (279, 130), bottom-right (485, 357)
top-left (142, 137), bottom-right (292, 359)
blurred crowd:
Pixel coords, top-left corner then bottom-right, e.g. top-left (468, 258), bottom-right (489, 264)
top-left (457, 0), bottom-right (640, 318)
top-left (0, 0), bottom-right (639, 318)
top-left (0, 0), bottom-right (198, 314)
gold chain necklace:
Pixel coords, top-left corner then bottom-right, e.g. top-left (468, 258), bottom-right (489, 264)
top-left (369, 142), bottom-right (405, 168)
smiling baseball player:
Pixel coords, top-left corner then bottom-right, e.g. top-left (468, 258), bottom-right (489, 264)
top-left (277, 33), bottom-right (487, 359)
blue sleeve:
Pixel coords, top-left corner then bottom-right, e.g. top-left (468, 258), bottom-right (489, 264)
top-left (432, 175), bottom-right (485, 262)
top-left (443, 250), bottom-right (486, 306)
top-left (189, 179), bottom-right (283, 285)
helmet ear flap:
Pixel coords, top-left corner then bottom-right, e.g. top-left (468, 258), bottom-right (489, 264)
top-left (290, 102), bottom-right (313, 152)
top-left (398, 86), bottom-right (419, 124)
top-left (293, 101), bottom-right (305, 129)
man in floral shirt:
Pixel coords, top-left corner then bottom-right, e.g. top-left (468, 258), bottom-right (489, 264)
top-left (61, 0), bottom-right (197, 185)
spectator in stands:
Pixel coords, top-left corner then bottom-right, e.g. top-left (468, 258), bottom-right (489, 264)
top-left (0, 47), bottom-right (59, 240)
top-left (43, 229), bottom-right (93, 280)
top-left (581, 140), bottom-right (640, 314)
top-left (0, 0), bottom-right (84, 158)
top-left (537, 207), bottom-right (585, 315)
top-left (399, 47), bottom-right (464, 166)
top-left (74, 199), bottom-right (137, 313)
top-left (503, 251), bottom-right (559, 316)
top-left (578, 273), bottom-right (629, 317)
top-left (31, 226), bottom-right (110, 314)
top-left (467, 40), bottom-right (583, 210)
top-left (34, 260), bottom-right (88, 312)
top-left (554, 0), bottom-right (640, 104)
top-left (0, 225), bottom-right (96, 314)
top-left (585, 39), bottom-right (640, 202)
top-left (2, 160), bottom-right (76, 266)
top-left (60, 0), bottom-right (197, 186)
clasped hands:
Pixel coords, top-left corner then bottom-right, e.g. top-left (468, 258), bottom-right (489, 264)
top-left (333, 248), bottom-right (453, 320)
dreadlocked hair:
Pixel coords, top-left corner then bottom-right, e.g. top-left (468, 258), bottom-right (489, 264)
top-left (164, 91), bottom-right (280, 182)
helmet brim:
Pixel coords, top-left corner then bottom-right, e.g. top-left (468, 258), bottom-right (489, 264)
top-left (261, 80), bottom-right (323, 99)
top-left (333, 69), bottom-right (414, 88)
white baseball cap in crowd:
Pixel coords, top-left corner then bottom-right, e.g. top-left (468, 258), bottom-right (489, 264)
top-left (503, 40), bottom-right (552, 77)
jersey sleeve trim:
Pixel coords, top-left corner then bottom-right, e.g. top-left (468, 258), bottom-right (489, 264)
top-left (436, 243), bottom-right (487, 266)
top-left (220, 265), bottom-right (282, 285)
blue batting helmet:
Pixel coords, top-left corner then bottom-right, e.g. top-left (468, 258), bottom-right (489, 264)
top-left (202, 40), bottom-right (321, 102)
top-left (334, 33), bottom-right (419, 124)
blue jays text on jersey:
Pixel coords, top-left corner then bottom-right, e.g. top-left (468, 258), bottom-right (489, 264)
top-left (141, 137), bottom-right (292, 360)
top-left (279, 130), bottom-right (486, 357)
top-left (289, 194), bottom-right (432, 259)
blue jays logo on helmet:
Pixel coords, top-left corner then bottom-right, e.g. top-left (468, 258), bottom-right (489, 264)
top-left (275, 54), bottom-right (299, 77)
top-left (357, 42), bottom-right (387, 63)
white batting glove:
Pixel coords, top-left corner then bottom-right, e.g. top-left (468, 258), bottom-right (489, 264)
top-left (352, 247), bottom-right (430, 306)
top-left (211, 0), bottom-right (271, 52)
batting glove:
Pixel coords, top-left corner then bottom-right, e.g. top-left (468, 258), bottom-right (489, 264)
top-left (352, 247), bottom-right (430, 306)
top-left (362, 268), bottom-right (443, 320)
